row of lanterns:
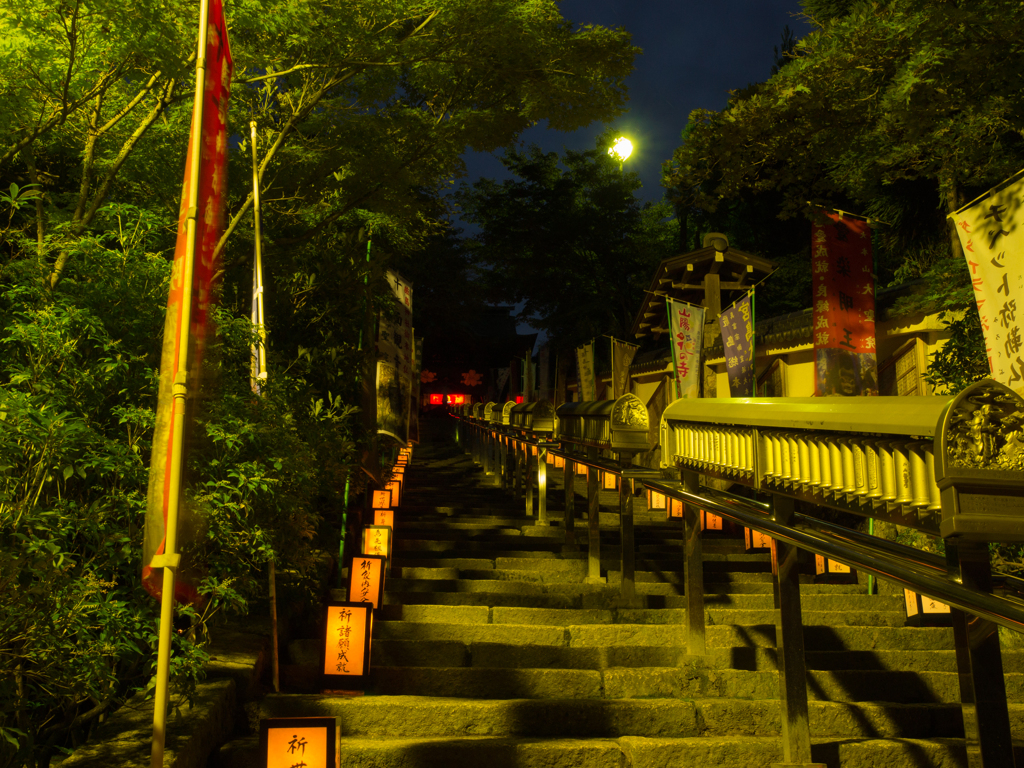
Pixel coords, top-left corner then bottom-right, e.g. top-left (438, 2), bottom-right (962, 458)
top-left (259, 445), bottom-right (412, 767)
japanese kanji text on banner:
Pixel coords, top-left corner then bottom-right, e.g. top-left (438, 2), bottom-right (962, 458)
top-left (667, 298), bottom-right (704, 400)
top-left (576, 342), bottom-right (597, 401)
top-left (811, 212), bottom-right (878, 396)
top-left (951, 170), bottom-right (1024, 398)
top-left (719, 294), bottom-right (754, 397)
top-left (611, 339), bottom-right (638, 399)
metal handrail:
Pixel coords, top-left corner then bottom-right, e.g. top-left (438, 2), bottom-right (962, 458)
top-left (643, 478), bottom-right (1024, 635)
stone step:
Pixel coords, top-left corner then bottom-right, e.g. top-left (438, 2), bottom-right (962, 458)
top-left (255, 693), bottom-right (974, 740)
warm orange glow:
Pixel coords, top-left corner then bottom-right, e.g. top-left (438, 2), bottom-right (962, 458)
top-left (667, 498), bottom-right (683, 519)
top-left (323, 604), bottom-right (369, 677)
top-left (701, 510), bottom-right (723, 531)
top-left (815, 554), bottom-right (851, 575)
top-left (449, 394), bottom-right (466, 405)
top-left (531, 446), bottom-right (538, 456)
top-left (262, 718), bottom-right (334, 768)
top-left (386, 480), bottom-right (402, 507)
top-left (602, 472), bottom-right (617, 491)
top-left (515, 395), bottom-right (524, 404)
top-left (363, 525), bottom-right (391, 560)
top-left (349, 555), bottom-right (386, 609)
top-left (904, 588), bottom-right (950, 617)
top-left (429, 393), bottom-right (443, 405)
top-left (745, 528), bottom-right (772, 550)
top-left (371, 490), bottom-right (391, 509)
top-left (553, 455), bottom-right (565, 469)
top-left (374, 509), bottom-right (394, 528)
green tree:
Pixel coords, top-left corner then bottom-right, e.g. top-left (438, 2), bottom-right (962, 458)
top-left (457, 136), bottom-right (678, 349)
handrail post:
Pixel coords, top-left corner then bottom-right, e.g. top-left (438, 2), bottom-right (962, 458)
top-left (537, 446), bottom-right (549, 525)
top-left (948, 540), bottom-right (1015, 768)
top-left (563, 454), bottom-right (578, 551)
top-left (586, 447), bottom-right (603, 583)
top-left (770, 493), bottom-right (820, 768)
top-left (682, 468), bottom-right (705, 655)
top-left (512, 440), bottom-right (522, 499)
top-left (499, 435), bottom-right (509, 492)
top-left (618, 465), bottom-right (636, 603)
top-left (525, 444), bottom-right (535, 517)
top-left (483, 428), bottom-right (493, 475)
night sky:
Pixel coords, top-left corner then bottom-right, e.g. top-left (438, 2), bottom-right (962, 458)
top-left (460, 1), bottom-right (814, 208)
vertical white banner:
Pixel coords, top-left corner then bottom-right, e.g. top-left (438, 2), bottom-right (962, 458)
top-left (667, 298), bottom-right (705, 400)
top-left (951, 170), bottom-right (1024, 398)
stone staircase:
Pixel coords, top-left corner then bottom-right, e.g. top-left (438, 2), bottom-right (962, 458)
top-left (222, 420), bottom-right (1024, 767)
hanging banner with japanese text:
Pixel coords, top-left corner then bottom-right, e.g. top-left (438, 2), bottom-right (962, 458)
top-left (719, 293), bottom-right (755, 397)
top-left (144, 0), bottom-right (233, 604)
top-left (667, 298), bottom-right (704, 400)
top-left (951, 170), bottom-right (1024, 398)
top-left (576, 342), bottom-right (597, 401)
top-left (811, 212), bottom-right (878, 396)
top-left (524, 349), bottom-right (534, 403)
top-left (611, 338), bottom-right (638, 400)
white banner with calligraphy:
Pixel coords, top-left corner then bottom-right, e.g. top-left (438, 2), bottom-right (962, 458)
top-left (575, 342), bottom-right (597, 401)
top-left (667, 298), bottom-right (704, 400)
top-left (611, 338), bottom-right (638, 400)
top-left (952, 170), bottom-right (1024, 397)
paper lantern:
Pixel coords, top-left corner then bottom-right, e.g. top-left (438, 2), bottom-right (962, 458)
top-left (373, 509), bottom-right (394, 529)
top-left (667, 497), bottom-right (683, 519)
top-left (386, 479), bottom-right (402, 507)
top-left (321, 601), bottom-right (372, 690)
top-left (602, 472), bottom-right (617, 491)
top-left (260, 716), bottom-right (336, 768)
top-left (553, 455), bottom-right (565, 469)
top-left (700, 509), bottom-right (724, 532)
top-left (362, 525), bottom-right (393, 563)
top-left (531, 445), bottom-right (539, 457)
top-left (349, 554), bottom-right (386, 609)
top-left (744, 527), bottom-right (772, 552)
top-left (904, 588), bottom-right (952, 627)
top-left (371, 489), bottom-right (391, 509)
top-left (814, 554), bottom-right (857, 584)
top-left (648, 490), bottom-right (667, 511)
top-left (429, 393), bottom-right (443, 405)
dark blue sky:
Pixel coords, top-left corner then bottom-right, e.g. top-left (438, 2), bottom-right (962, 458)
top-left (460, 1), bottom-right (814, 207)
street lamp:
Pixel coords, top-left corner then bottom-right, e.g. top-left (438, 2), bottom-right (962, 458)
top-left (608, 136), bottom-right (633, 169)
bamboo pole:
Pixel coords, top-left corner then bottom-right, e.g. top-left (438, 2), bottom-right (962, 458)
top-left (250, 120), bottom-right (267, 391)
top-left (150, 1), bottom-right (209, 764)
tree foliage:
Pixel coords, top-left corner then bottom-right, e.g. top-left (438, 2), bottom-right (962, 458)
top-left (457, 137), bottom-right (677, 350)
top-left (0, 1), bottom-right (636, 764)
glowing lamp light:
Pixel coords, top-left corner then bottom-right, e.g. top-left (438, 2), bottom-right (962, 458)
top-left (814, 554), bottom-right (857, 584)
top-left (608, 136), bottom-right (633, 163)
top-left (602, 472), bottom-right (617, 491)
top-left (429, 393), bottom-right (443, 405)
top-left (260, 716), bottom-right (336, 768)
top-left (374, 509), bottom-right (394, 529)
top-left (363, 525), bottom-right (393, 564)
top-left (349, 554), bottom-right (386, 609)
top-left (744, 527), bottom-right (772, 552)
top-left (449, 394), bottom-right (466, 405)
top-left (386, 479), bottom-right (402, 507)
top-left (531, 446), bottom-right (539, 457)
top-left (648, 490), bottom-right (667, 511)
top-left (515, 395), bottom-right (524, 404)
top-left (371, 489), bottom-right (392, 509)
top-left (701, 509), bottom-right (724, 532)
top-left (667, 498), bottom-right (683, 519)
top-left (553, 455), bottom-right (565, 469)
top-left (904, 588), bottom-right (952, 627)
top-left (321, 601), bottom-right (372, 690)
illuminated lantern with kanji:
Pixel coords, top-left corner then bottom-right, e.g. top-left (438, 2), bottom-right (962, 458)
top-left (386, 479), bottom-right (402, 507)
top-left (701, 509), bottom-right (724, 532)
top-left (363, 525), bottom-right (393, 564)
top-left (903, 588), bottom-right (952, 627)
top-left (349, 554), bottom-right (386, 609)
top-left (602, 472), bottom-right (617, 491)
top-left (320, 602), bottom-right (372, 690)
top-left (552, 454), bottom-right (565, 469)
top-left (429, 393), bottom-right (443, 405)
top-left (814, 554), bottom-right (857, 584)
top-left (374, 509), bottom-right (394, 529)
top-left (371, 489), bottom-right (392, 509)
top-left (648, 490), bottom-right (667, 512)
top-left (666, 497), bottom-right (683, 520)
top-left (744, 527), bottom-right (772, 552)
top-left (260, 716), bottom-right (336, 768)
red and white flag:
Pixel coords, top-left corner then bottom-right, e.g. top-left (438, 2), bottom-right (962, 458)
top-left (144, 0), bottom-right (233, 603)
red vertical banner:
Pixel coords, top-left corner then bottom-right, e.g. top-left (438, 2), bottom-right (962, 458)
top-left (811, 212), bottom-right (878, 397)
top-left (143, 0), bottom-right (233, 603)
